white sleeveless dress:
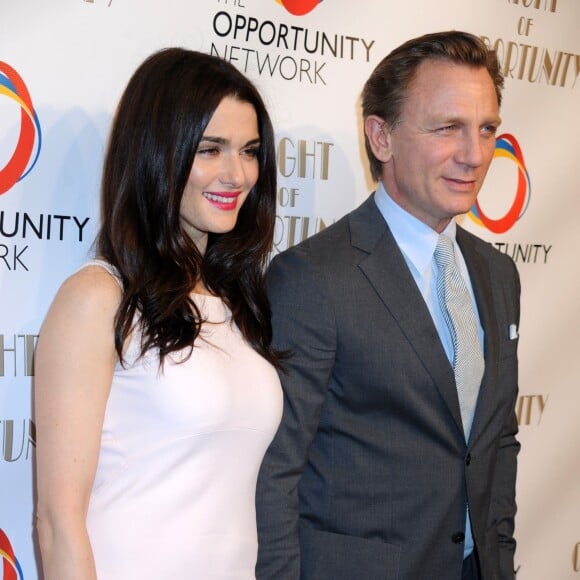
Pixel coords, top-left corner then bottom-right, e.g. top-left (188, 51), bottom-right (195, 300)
top-left (84, 261), bottom-right (283, 579)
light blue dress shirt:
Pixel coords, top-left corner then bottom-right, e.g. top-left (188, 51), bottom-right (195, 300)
top-left (373, 182), bottom-right (484, 559)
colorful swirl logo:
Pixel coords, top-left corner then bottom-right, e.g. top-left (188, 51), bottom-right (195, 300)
top-left (274, 0), bottom-right (324, 16)
top-left (0, 529), bottom-right (24, 580)
top-left (468, 133), bottom-right (530, 234)
top-left (0, 62), bottom-right (42, 196)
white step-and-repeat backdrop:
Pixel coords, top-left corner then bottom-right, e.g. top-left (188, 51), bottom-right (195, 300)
top-left (1, 1), bottom-right (579, 578)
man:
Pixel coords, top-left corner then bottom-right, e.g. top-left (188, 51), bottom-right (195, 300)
top-left (256, 31), bottom-right (520, 580)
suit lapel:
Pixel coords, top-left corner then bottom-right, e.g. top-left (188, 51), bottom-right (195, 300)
top-left (349, 198), bottom-right (464, 435)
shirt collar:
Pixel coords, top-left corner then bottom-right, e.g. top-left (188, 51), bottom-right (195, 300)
top-left (373, 181), bottom-right (457, 277)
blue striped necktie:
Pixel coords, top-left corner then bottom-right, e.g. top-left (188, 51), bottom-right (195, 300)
top-left (434, 234), bottom-right (484, 440)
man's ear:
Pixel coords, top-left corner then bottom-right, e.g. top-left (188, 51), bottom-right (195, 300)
top-left (364, 115), bottom-right (393, 163)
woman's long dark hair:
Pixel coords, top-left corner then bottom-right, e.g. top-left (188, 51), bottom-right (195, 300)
top-left (95, 48), bottom-right (282, 368)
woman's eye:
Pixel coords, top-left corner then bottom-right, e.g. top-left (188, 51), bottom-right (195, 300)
top-left (242, 146), bottom-right (260, 158)
top-left (197, 146), bottom-right (219, 156)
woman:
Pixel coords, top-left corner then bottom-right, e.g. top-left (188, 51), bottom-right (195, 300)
top-left (35, 48), bottom-right (283, 579)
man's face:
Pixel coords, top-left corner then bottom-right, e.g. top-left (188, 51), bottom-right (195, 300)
top-left (381, 59), bottom-right (501, 232)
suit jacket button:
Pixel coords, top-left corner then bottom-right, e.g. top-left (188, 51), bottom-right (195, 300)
top-left (465, 453), bottom-right (472, 466)
top-left (452, 532), bottom-right (465, 544)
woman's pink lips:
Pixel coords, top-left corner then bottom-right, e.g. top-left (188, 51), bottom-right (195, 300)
top-left (203, 191), bottom-right (241, 210)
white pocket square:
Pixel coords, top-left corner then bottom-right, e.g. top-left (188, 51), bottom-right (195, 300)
top-left (509, 324), bottom-right (518, 340)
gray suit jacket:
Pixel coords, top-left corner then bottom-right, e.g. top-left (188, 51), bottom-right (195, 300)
top-left (256, 195), bottom-right (520, 580)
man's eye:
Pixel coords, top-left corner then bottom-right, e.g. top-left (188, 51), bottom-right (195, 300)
top-left (482, 125), bottom-right (498, 136)
top-left (436, 124), bottom-right (458, 133)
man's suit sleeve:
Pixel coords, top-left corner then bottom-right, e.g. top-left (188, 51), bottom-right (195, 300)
top-left (492, 257), bottom-right (521, 580)
top-left (256, 246), bottom-right (336, 580)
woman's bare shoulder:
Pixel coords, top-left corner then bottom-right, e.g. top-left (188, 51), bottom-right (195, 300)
top-left (43, 263), bottom-right (122, 332)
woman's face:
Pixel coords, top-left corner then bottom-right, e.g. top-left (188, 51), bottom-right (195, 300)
top-left (180, 96), bottom-right (260, 253)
